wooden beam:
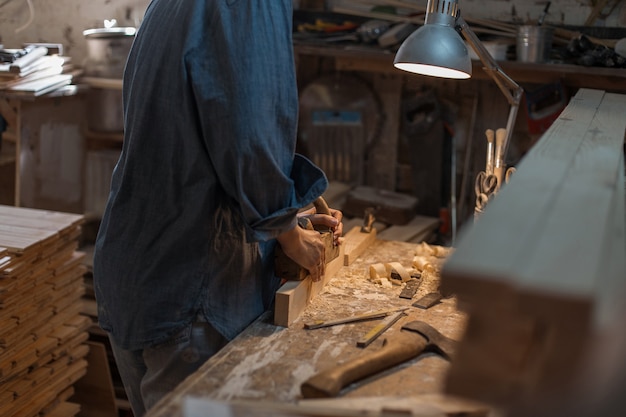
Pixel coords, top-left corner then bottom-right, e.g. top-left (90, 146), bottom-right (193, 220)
top-left (274, 244), bottom-right (345, 327)
top-left (440, 88), bottom-right (626, 411)
top-left (342, 225), bottom-right (377, 266)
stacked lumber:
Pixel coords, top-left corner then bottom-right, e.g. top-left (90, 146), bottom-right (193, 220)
top-left (440, 89), bottom-right (626, 414)
top-left (0, 205), bottom-right (90, 417)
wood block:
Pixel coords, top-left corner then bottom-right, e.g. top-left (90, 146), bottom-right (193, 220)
top-left (441, 89), bottom-right (626, 411)
top-left (342, 226), bottom-right (377, 266)
top-left (274, 243), bottom-right (345, 327)
top-left (39, 387), bottom-right (75, 415)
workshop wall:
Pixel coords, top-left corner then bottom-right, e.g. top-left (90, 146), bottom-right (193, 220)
top-left (1, 0), bottom-right (625, 65)
top-left (331, 0), bottom-right (626, 27)
top-left (0, 0), bottom-right (147, 64)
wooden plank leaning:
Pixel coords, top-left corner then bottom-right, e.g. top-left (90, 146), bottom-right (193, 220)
top-left (440, 88), bottom-right (626, 413)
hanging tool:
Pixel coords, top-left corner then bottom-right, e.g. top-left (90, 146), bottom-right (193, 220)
top-left (301, 321), bottom-right (457, 398)
top-left (493, 128), bottom-right (507, 190)
top-left (537, 1), bottom-right (551, 26)
top-left (303, 307), bottom-right (408, 330)
top-left (474, 128), bottom-right (498, 212)
top-left (274, 196), bottom-right (340, 281)
top-left (474, 171), bottom-right (497, 213)
top-left (485, 128), bottom-right (495, 176)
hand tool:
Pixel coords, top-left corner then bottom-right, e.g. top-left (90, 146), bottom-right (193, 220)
top-left (360, 207), bottom-right (375, 233)
top-left (484, 129), bottom-right (495, 176)
top-left (274, 196), bottom-right (340, 281)
top-left (301, 320), bottom-right (457, 398)
top-left (303, 307), bottom-right (409, 330)
top-left (537, 1), bottom-right (551, 26)
top-left (474, 171), bottom-right (497, 212)
top-left (399, 277), bottom-right (421, 299)
top-left (356, 310), bottom-right (406, 348)
top-left (412, 292), bottom-right (442, 309)
top-left (493, 128), bottom-right (507, 189)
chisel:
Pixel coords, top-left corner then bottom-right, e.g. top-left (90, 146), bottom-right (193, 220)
top-left (303, 307), bottom-right (408, 330)
top-left (356, 310), bottom-right (407, 348)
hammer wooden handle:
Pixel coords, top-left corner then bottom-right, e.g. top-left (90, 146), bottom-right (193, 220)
top-left (301, 332), bottom-right (427, 398)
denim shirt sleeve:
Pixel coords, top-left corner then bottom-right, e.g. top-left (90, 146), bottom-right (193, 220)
top-left (242, 153), bottom-right (328, 242)
top-left (185, 1), bottom-right (327, 242)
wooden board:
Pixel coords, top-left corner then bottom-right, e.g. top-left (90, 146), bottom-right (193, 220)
top-left (440, 89), bottom-right (626, 411)
top-left (274, 243), bottom-right (345, 327)
top-left (182, 395), bottom-right (489, 417)
top-left (0, 204), bottom-right (87, 417)
top-left (342, 225), bottom-right (377, 266)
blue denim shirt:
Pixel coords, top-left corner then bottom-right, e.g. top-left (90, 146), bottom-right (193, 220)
top-left (93, 0), bottom-right (327, 350)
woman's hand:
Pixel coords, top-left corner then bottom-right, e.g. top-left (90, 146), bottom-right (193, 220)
top-left (276, 225), bottom-right (326, 282)
top-left (277, 203), bottom-right (344, 282)
top-left (297, 206), bottom-right (344, 246)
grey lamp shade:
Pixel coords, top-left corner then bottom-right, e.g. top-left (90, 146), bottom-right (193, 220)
top-left (393, 24), bottom-right (472, 79)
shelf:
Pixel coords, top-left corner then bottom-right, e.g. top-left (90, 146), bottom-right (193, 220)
top-left (81, 77), bottom-right (123, 90)
top-left (294, 42), bottom-right (626, 93)
top-left (84, 128), bottom-right (124, 143)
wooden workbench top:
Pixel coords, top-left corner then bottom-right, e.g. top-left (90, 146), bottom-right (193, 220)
top-left (146, 239), bottom-right (486, 417)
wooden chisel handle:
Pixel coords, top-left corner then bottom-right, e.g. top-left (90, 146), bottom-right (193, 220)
top-left (313, 196), bottom-right (331, 215)
top-left (494, 128), bottom-right (507, 189)
top-left (301, 332), bottom-right (427, 398)
top-left (485, 129), bottom-right (495, 176)
top-left (313, 196), bottom-right (332, 232)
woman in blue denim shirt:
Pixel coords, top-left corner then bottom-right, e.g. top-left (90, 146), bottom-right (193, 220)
top-left (92, 1), bottom-right (343, 415)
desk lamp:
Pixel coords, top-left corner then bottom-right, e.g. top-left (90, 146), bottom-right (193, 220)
top-left (393, 0), bottom-right (523, 216)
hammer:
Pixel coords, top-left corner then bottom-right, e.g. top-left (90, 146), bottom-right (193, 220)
top-left (300, 320), bottom-right (457, 398)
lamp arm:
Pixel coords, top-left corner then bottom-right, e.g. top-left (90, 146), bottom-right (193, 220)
top-left (457, 16), bottom-right (523, 164)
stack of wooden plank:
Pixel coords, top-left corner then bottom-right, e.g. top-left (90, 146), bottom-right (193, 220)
top-left (440, 89), bottom-right (626, 414)
top-left (0, 205), bottom-right (90, 417)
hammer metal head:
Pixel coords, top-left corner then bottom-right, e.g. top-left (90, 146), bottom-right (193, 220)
top-left (402, 320), bottom-right (457, 360)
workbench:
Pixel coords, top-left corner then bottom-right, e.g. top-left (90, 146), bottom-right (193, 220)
top-left (145, 239), bottom-right (490, 417)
